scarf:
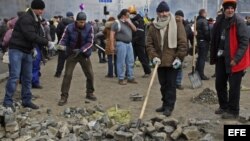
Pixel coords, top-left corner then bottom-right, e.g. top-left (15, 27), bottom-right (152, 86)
top-left (153, 13), bottom-right (177, 49)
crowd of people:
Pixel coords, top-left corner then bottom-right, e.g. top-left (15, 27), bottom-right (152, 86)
top-left (0, 0), bottom-right (249, 120)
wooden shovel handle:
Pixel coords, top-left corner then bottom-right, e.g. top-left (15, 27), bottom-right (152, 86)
top-left (138, 62), bottom-right (159, 120)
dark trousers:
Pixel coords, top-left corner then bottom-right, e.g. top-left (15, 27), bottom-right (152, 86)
top-left (55, 50), bottom-right (66, 75)
top-left (61, 54), bottom-right (94, 95)
top-left (157, 67), bottom-right (178, 111)
top-left (107, 54), bottom-right (117, 77)
top-left (98, 49), bottom-right (106, 62)
top-left (215, 58), bottom-right (243, 115)
top-left (196, 41), bottom-right (209, 77)
top-left (133, 42), bottom-right (151, 74)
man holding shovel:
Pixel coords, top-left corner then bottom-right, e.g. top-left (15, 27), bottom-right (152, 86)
top-left (146, 1), bottom-right (187, 116)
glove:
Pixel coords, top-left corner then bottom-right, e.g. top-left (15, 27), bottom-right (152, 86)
top-left (73, 49), bottom-right (82, 57)
top-left (172, 58), bottom-right (182, 69)
top-left (48, 41), bottom-right (55, 50)
top-left (153, 57), bottom-right (161, 65)
top-left (56, 44), bottom-right (66, 51)
top-left (32, 49), bottom-right (38, 59)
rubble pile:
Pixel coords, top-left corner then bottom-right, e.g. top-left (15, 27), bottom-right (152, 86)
top-left (191, 88), bottom-right (218, 104)
top-left (0, 103), bottom-right (219, 141)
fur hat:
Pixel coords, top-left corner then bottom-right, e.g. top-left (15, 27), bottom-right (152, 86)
top-left (31, 0), bottom-right (45, 10)
top-left (175, 10), bottom-right (184, 17)
top-left (156, 1), bottom-right (170, 13)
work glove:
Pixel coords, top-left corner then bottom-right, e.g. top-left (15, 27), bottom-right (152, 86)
top-left (48, 41), bottom-right (55, 50)
top-left (153, 57), bottom-right (161, 65)
top-left (32, 49), bottom-right (38, 59)
top-left (172, 57), bottom-right (182, 69)
top-left (56, 44), bottom-right (66, 51)
top-left (73, 49), bottom-right (82, 57)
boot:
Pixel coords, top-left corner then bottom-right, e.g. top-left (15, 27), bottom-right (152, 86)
top-left (58, 93), bottom-right (68, 106)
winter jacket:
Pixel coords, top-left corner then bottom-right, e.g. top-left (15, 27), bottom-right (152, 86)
top-left (56, 17), bottom-right (74, 42)
top-left (210, 14), bottom-right (250, 73)
top-left (196, 16), bottom-right (210, 42)
top-left (8, 8), bottom-right (48, 54)
top-left (59, 22), bottom-right (94, 58)
top-left (103, 21), bottom-right (115, 55)
top-left (131, 14), bottom-right (145, 45)
top-left (146, 20), bottom-right (187, 67)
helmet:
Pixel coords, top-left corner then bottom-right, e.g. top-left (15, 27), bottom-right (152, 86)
top-left (128, 5), bottom-right (137, 14)
top-left (222, 0), bottom-right (237, 5)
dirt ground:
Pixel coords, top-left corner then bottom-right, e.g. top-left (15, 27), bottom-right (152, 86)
top-left (0, 51), bottom-right (249, 140)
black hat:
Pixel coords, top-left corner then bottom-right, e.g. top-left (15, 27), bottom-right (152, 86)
top-left (156, 1), bottom-right (170, 13)
top-left (66, 11), bottom-right (74, 17)
top-left (31, 0), bottom-right (45, 10)
top-left (175, 10), bottom-right (184, 17)
top-left (76, 12), bottom-right (87, 21)
top-left (223, 2), bottom-right (236, 10)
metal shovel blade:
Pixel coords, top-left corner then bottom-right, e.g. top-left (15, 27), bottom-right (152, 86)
top-left (188, 71), bottom-right (202, 89)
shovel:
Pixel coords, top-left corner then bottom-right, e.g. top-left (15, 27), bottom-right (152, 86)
top-left (137, 62), bottom-right (159, 128)
top-left (188, 16), bottom-right (202, 89)
top-left (95, 44), bottom-right (105, 52)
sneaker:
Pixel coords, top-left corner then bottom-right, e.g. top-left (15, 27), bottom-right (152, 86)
top-left (142, 74), bottom-right (150, 78)
top-left (118, 80), bottom-right (127, 85)
top-left (22, 102), bottom-right (39, 109)
top-left (176, 85), bottom-right (184, 90)
top-left (155, 106), bottom-right (164, 112)
top-left (3, 104), bottom-right (16, 112)
top-left (201, 75), bottom-right (209, 80)
top-left (32, 85), bottom-right (43, 89)
top-left (54, 73), bottom-right (61, 78)
top-left (127, 79), bottom-right (138, 84)
top-left (215, 108), bottom-right (227, 114)
top-left (58, 96), bottom-right (68, 106)
top-left (221, 112), bottom-right (238, 119)
top-left (163, 109), bottom-right (172, 117)
top-left (86, 93), bottom-right (97, 101)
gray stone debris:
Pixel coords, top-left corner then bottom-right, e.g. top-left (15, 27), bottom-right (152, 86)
top-left (1, 104), bottom-right (247, 140)
top-left (191, 88), bottom-right (218, 104)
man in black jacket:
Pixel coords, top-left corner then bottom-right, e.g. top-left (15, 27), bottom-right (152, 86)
top-left (196, 9), bottom-right (210, 80)
top-left (54, 11), bottom-right (74, 78)
top-left (3, 0), bottom-right (50, 111)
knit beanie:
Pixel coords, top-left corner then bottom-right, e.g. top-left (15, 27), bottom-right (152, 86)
top-left (66, 11), bottom-right (74, 17)
top-left (156, 1), bottom-right (170, 13)
top-left (31, 0), bottom-right (45, 10)
top-left (223, 2), bottom-right (236, 10)
top-left (175, 10), bottom-right (184, 17)
top-left (76, 12), bottom-right (87, 21)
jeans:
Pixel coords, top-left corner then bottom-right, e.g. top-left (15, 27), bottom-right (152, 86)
top-left (61, 54), bottom-right (94, 95)
top-left (176, 68), bottom-right (183, 86)
top-left (4, 49), bottom-right (33, 106)
top-left (107, 54), bottom-right (117, 77)
top-left (116, 41), bottom-right (135, 80)
top-left (196, 41), bottom-right (209, 76)
top-left (32, 47), bottom-right (42, 86)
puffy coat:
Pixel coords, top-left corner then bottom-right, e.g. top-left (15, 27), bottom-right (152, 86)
top-left (9, 8), bottom-right (48, 54)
